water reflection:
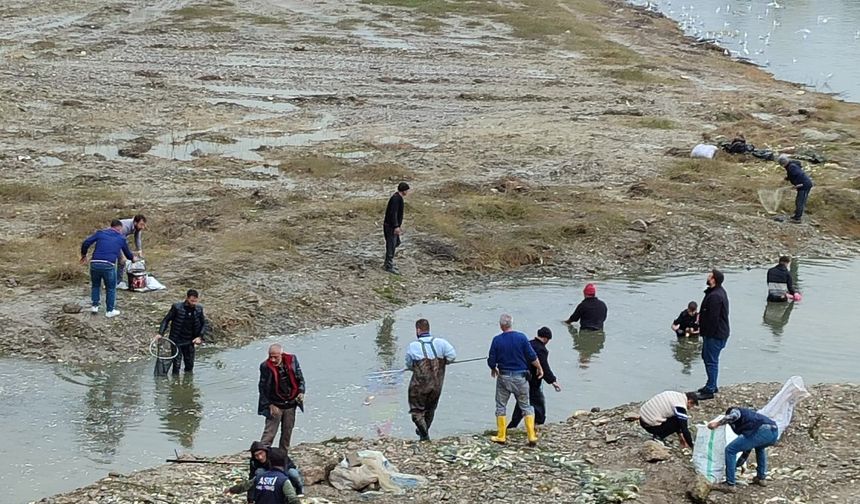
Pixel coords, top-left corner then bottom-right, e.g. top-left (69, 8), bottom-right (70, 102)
top-left (671, 337), bottom-right (702, 375)
top-left (762, 302), bottom-right (795, 337)
top-left (374, 315), bottom-right (398, 370)
top-left (568, 326), bottom-right (605, 368)
top-left (368, 315), bottom-right (400, 436)
top-left (155, 374), bottom-right (203, 448)
top-left (78, 368), bottom-right (142, 461)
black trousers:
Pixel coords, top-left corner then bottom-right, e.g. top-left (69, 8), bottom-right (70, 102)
top-left (640, 416), bottom-right (681, 439)
top-left (383, 225), bottom-right (400, 267)
top-left (509, 383), bottom-right (546, 428)
top-left (154, 343), bottom-right (195, 376)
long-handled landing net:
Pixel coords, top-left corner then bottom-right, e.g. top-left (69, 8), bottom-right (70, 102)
top-left (149, 338), bottom-right (179, 360)
top-left (364, 356), bottom-right (486, 384)
top-left (757, 187), bottom-right (793, 214)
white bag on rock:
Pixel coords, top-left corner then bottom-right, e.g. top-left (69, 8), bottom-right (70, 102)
top-left (692, 424), bottom-right (737, 483)
top-left (758, 375), bottom-right (810, 438)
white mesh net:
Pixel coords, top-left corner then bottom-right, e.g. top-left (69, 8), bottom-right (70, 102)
top-left (757, 187), bottom-right (792, 214)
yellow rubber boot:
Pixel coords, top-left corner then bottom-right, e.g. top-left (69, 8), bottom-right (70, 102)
top-left (490, 416), bottom-right (507, 444)
top-left (525, 415), bottom-right (538, 446)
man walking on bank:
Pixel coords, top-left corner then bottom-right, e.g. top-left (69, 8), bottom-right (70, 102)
top-left (697, 269), bottom-right (730, 400)
top-left (405, 318), bottom-right (456, 441)
top-left (487, 314), bottom-right (543, 446)
top-left (154, 289), bottom-right (207, 376)
top-left (80, 219), bottom-right (137, 318)
top-left (258, 344), bottom-right (306, 451)
top-left (383, 182), bottom-right (410, 274)
top-left (509, 327), bottom-right (561, 430)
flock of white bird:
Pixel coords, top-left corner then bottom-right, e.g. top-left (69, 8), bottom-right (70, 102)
top-left (635, 0), bottom-right (859, 92)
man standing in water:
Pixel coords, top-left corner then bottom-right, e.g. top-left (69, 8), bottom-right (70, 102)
top-left (383, 182), bottom-right (410, 274)
top-left (509, 327), bottom-right (561, 430)
top-left (258, 344), bottom-right (306, 451)
top-left (487, 314), bottom-right (543, 446)
top-left (766, 255), bottom-right (799, 302)
top-left (564, 283), bottom-right (607, 331)
top-left (154, 289), bottom-right (207, 375)
top-left (405, 318), bottom-right (456, 441)
top-left (777, 155), bottom-right (813, 224)
top-left (697, 269), bottom-right (729, 400)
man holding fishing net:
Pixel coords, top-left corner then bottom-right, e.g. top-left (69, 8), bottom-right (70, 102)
top-left (404, 318), bottom-right (456, 441)
top-left (777, 155), bottom-right (814, 224)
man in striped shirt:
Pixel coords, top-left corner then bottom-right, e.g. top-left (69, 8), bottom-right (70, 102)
top-left (639, 390), bottom-right (699, 448)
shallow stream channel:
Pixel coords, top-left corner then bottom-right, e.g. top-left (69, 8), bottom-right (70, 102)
top-left (2, 260), bottom-right (859, 503)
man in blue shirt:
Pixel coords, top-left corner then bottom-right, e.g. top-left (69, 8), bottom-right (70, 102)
top-left (487, 313), bottom-right (543, 446)
top-left (405, 318), bottom-right (456, 441)
top-left (80, 219), bottom-right (136, 318)
top-left (777, 155), bottom-right (814, 223)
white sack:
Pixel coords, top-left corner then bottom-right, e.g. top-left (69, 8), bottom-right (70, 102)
top-left (691, 144), bottom-right (718, 159)
top-left (758, 375), bottom-right (810, 438)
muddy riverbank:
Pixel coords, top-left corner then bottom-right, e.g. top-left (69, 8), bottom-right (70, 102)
top-left (32, 382), bottom-right (860, 504)
top-left (2, 0), bottom-right (860, 365)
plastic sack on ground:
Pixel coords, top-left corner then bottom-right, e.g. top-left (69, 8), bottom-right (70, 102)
top-left (758, 375), bottom-right (810, 438)
top-left (692, 424), bottom-right (737, 483)
top-left (332, 450), bottom-right (426, 494)
top-left (691, 144), bottom-right (718, 159)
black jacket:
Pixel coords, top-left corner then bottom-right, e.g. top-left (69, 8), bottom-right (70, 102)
top-left (785, 161), bottom-right (813, 190)
top-left (699, 285), bottom-right (730, 339)
top-left (384, 192), bottom-right (404, 228)
top-left (159, 302), bottom-right (207, 346)
top-left (566, 297), bottom-right (607, 330)
top-left (258, 354), bottom-right (306, 416)
top-left (673, 310), bottom-right (699, 331)
top-left (766, 264), bottom-right (795, 296)
top-left (528, 339), bottom-right (557, 387)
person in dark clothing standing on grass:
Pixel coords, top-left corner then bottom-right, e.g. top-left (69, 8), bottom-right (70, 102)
top-left (766, 255), bottom-right (799, 302)
top-left (258, 344), bottom-right (306, 452)
top-left (252, 448), bottom-right (300, 504)
top-left (564, 283), bottom-right (607, 330)
top-left (777, 155), bottom-right (813, 223)
top-left (638, 390), bottom-right (698, 448)
top-left (80, 219), bottom-right (137, 318)
top-left (487, 313), bottom-right (543, 446)
top-left (671, 301), bottom-right (700, 338)
top-left (697, 269), bottom-right (729, 400)
top-left (509, 327), bottom-right (561, 429)
top-left (383, 182), bottom-right (410, 274)
top-left (154, 289), bottom-right (207, 376)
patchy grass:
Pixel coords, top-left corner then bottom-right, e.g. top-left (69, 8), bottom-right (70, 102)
top-left (604, 68), bottom-right (665, 84)
top-left (806, 188), bottom-right (860, 236)
top-left (349, 162), bottom-right (411, 182)
top-left (44, 262), bottom-right (87, 286)
top-left (414, 17), bottom-right (444, 32)
top-left (172, 2), bottom-right (233, 20)
top-left (0, 182), bottom-right (50, 202)
top-left (374, 282), bottom-right (406, 303)
top-left (334, 18), bottom-right (362, 30)
top-left (636, 117), bottom-right (677, 130)
top-left (280, 155), bottom-right (351, 178)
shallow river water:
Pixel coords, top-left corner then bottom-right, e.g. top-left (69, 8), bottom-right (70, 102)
top-left (2, 259), bottom-right (859, 503)
top-left (631, 0), bottom-right (860, 102)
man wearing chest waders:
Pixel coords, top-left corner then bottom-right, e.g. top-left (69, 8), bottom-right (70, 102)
top-left (405, 318), bottom-right (456, 441)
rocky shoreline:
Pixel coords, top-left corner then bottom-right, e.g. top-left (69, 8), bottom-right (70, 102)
top-left (33, 382), bottom-right (860, 504)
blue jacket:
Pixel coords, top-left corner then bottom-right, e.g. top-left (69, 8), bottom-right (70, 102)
top-left (80, 228), bottom-right (134, 264)
top-left (724, 407), bottom-right (777, 437)
top-left (785, 161), bottom-right (813, 190)
top-left (487, 330), bottom-right (537, 373)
